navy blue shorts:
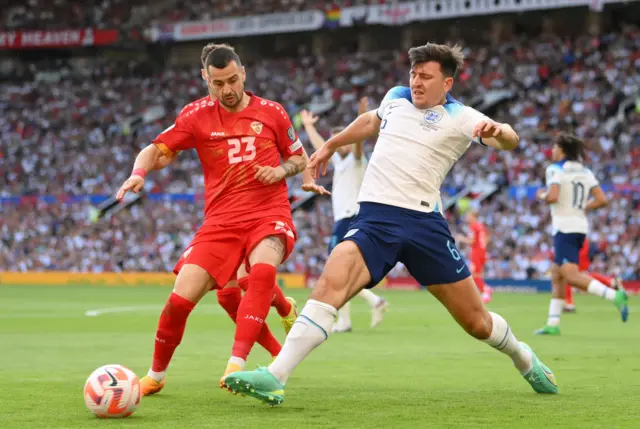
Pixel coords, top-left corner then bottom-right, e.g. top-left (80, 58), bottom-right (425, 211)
top-left (342, 202), bottom-right (471, 288)
top-left (328, 216), bottom-right (355, 255)
top-left (554, 232), bottom-right (586, 265)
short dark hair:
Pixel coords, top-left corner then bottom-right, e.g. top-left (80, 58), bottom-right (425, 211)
top-left (554, 133), bottom-right (585, 161)
top-left (200, 42), bottom-right (235, 66)
top-left (408, 43), bottom-right (465, 78)
top-left (205, 45), bottom-right (241, 70)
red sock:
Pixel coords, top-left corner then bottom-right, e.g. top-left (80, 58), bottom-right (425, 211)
top-left (239, 277), bottom-right (291, 317)
top-left (217, 287), bottom-right (282, 357)
top-left (473, 276), bottom-right (485, 293)
top-left (232, 264), bottom-right (276, 360)
top-left (151, 292), bottom-right (196, 372)
top-left (565, 284), bottom-right (574, 305)
top-left (271, 285), bottom-right (292, 318)
top-left (588, 272), bottom-right (613, 287)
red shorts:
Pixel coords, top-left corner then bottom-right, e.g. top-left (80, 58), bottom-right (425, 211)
top-left (470, 248), bottom-right (486, 275)
top-left (173, 216), bottom-right (296, 289)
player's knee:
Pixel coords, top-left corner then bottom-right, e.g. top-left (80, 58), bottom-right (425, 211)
top-left (462, 311), bottom-right (492, 340)
top-left (310, 274), bottom-right (349, 308)
top-left (173, 263), bottom-right (215, 302)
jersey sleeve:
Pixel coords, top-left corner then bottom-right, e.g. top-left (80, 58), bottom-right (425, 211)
top-left (377, 86), bottom-right (412, 119)
top-left (585, 168), bottom-right (600, 190)
top-left (545, 164), bottom-right (563, 186)
top-left (456, 105), bottom-right (491, 146)
top-left (152, 115), bottom-right (196, 156)
top-left (272, 103), bottom-right (304, 159)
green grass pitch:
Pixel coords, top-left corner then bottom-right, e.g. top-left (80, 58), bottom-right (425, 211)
top-left (1, 286), bottom-right (638, 428)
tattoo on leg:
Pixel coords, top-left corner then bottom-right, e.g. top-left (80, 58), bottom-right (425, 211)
top-left (260, 236), bottom-right (284, 260)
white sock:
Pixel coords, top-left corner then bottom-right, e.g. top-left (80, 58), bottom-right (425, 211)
top-left (147, 369), bottom-right (165, 383)
top-left (358, 289), bottom-right (382, 308)
top-left (268, 299), bottom-right (337, 385)
top-left (228, 356), bottom-right (246, 369)
top-left (337, 301), bottom-right (352, 327)
top-left (484, 312), bottom-right (533, 375)
top-left (587, 280), bottom-right (616, 301)
top-left (547, 298), bottom-right (564, 327)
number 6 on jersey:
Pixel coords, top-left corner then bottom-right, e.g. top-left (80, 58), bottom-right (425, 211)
top-left (228, 137), bottom-right (256, 164)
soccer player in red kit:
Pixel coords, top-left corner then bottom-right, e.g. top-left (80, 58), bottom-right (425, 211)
top-left (117, 45), bottom-right (308, 395)
top-left (457, 210), bottom-right (491, 303)
top-left (563, 237), bottom-right (622, 312)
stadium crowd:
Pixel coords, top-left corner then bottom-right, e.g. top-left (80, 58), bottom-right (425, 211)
top-left (1, 23), bottom-right (638, 280)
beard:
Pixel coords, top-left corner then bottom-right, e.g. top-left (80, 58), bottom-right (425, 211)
top-left (219, 89), bottom-right (243, 108)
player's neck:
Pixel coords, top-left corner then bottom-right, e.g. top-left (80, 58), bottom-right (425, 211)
top-left (220, 92), bottom-right (250, 113)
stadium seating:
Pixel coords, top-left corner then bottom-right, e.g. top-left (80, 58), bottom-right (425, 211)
top-left (0, 17), bottom-right (638, 280)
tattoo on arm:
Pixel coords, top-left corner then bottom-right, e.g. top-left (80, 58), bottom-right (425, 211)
top-left (282, 159), bottom-right (302, 178)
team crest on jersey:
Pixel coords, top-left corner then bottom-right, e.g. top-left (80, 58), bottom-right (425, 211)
top-left (424, 110), bottom-right (443, 124)
top-left (287, 126), bottom-right (295, 142)
top-left (250, 121), bottom-right (263, 134)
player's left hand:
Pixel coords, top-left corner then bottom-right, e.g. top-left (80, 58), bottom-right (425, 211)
top-left (473, 120), bottom-right (503, 139)
top-left (302, 181), bottom-right (331, 196)
top-left (308, 144), bottom-right (335, 178)
top-left (254, 165), bottom-right (286, 185)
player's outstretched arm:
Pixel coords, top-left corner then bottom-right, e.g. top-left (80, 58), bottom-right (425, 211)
top-left (300, 110), bottom-right (325, 151)
top-left (300, 149), bottom-right (331, 195)
top-left (116, 144), bottom-right (164, 201)
top-left (308, 110), bottom-right (380, 177)
top-left (353, 97), bottom-right (370, 160)
top-left (473, 121), bottom-right (519, 151)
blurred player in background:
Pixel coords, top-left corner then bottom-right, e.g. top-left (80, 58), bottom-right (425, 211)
top-left (457, 208), bottom-right (492, 303)
top-left (117, 45), bottom-right (311, 395)
top-left (562, 237), bottom-right (622, 313)
top-left (300, 98), bottom-right (389, 333)
top-left (225, 43), bottom-right (559, 405)
top-left (535, 133), bottom-right (629, 335)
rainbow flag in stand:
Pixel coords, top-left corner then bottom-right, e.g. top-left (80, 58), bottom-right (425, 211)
top-left (325, 8), bottom-right (340, 29)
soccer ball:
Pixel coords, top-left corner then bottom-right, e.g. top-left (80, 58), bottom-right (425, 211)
top-left (83, 364), bottom-right (141, 418)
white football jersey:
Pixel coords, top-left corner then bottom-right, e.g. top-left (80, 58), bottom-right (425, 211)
top-left (331, 152), bottom-right (367, 222)
top-left (545, 160), bottom-right (599, 234)
top-left (358, 86), bottom-right (489, 213)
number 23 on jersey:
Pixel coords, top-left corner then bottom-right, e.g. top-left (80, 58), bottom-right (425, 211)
top-left (227, 137), bottom-right (256, 164)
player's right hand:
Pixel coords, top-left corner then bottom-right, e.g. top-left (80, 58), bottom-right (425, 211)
top-left (300, 110), bottom-right (319, 126)
top-left (308, 144), bottom-right (335, 178)
top-left (116, 176), bottom-right (145, 201)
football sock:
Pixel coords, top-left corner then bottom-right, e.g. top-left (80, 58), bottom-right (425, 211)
top-left (272, 285), bottom-right (293, 318)
top-left (484, 312), bottom-right (533, 375)
top-left (337, 301), bottom-right (352, 327)
top-left (473, 276), bottom-right (486, 293)
top-left (217, 287), bottom-right (282, 357)
top-left (150, 292), bottom-right (196, 375)
top-left (546, 298), bottom-right (564, 326)
top-left (564, 285), bottom-right (574, 305)
top-left (239, 276), bottom-right (292, 317)
top-left (358, 289), bottom-right (381, 307)
top-left (589, 273), bottom-right (613, 287)
top-left (269, 299), bottom-right (337, 385)
top-left (587, 279), bottom-right (616, 301)
top-left (232, 264), bottom-right (277, 360)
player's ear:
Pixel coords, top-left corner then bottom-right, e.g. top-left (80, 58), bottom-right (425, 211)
top-left (241, 65), bottom-right (246, 82)
top-left (201, 68), bottom-right (206, 81)
top-left (443, 76), bottom-right (454, 93)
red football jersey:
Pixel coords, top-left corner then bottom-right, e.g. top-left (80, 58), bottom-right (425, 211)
top-left (470, 221), bottom-right (488, 252)
top-left (153, 92), bottom-right (304, 224)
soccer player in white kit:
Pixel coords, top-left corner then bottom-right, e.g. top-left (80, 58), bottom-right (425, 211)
top-left (300, 99), bottom-right (389, 333)
top-left (535, 133), bottom-right (629, 335)
top-left (225, 43), bottom-right (558, 404)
